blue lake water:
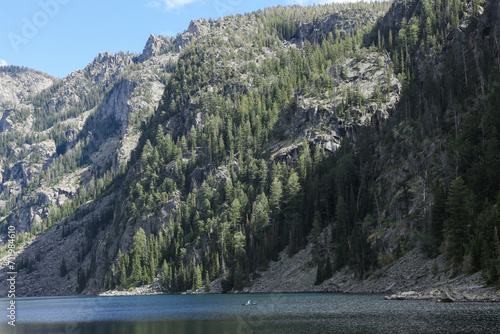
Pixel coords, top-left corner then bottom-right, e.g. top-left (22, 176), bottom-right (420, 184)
top-left (1, 293), bottom-right (500, 333)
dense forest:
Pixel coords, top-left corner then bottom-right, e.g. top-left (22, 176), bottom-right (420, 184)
top-left (99, 2), bottom-right (391, 292)
top-left (373, 0), bottom-right (500, 282)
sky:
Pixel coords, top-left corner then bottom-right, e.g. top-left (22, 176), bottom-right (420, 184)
top-left (0, 0), bottom-right (345, 78)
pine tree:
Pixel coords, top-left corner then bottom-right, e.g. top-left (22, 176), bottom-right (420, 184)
top-left (252, 193), bottom-right (270, 237)
top-left (131, 253), bottom-right (143, 285)
top-left (431, 182), bottom-right (447, 242)
top-left (445, 177), bottom-right (471, 266)
top-left (311, 210), bottom-right (322, 262)
top-left (269, 177), bottom-right (283, 215)
top-left (334, 195), bottom-right (349, 270)
top-left (297, 140), bottom-right (312, 183)
top-left (204, 270), bottom-right (211, 292)
top-left (193, 264), bottom-right (203, 290)
top-left (285, 171), bottom-right (302, 253)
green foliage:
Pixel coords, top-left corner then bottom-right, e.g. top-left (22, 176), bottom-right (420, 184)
top-left (269, 177), bottom-right (283, 214)
top-left (193, 265), bottom-right (203, 290)
top-left (419, 232), bottom-right (440, 259)
top-left (7, 0), bottom-right (499, 295)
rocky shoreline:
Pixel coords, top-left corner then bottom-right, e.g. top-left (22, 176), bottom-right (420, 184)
top-left (98, 283), bottom-right (500, 303)
top-left (99, 283), bottom-right (163, 297)
top-left (384, 287), bottom-right (500, 302)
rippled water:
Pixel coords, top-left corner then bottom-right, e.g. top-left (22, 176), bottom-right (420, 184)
top-left (1, 293), bottom-right (500, 333)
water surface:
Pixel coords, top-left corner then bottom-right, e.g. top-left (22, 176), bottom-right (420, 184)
top-left (1, 293), bottom-right (499, 333)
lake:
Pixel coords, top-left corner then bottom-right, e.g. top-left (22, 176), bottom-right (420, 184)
top-left (1, 293), bottom-right (500, 333)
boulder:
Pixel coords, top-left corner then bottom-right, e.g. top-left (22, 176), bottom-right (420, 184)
top-left (438, 291), bottom-right (455, 303)
top-left (37, 191), bottom-right (55, 206)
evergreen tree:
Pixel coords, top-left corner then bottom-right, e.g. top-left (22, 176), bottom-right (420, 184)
top-left (445, 177), bottom-right (472, 266)
top-left (285, 171), bottom-right (302, 254)
top-left (269, 177), bottom-right (283, 215)
top-left (334, 195), bottom-right (349, 270)
top-left (204, 270), bottom-right (211, 292)
top-left (311, 210), bottom-right (322, 262)
top-left (193, 264), bottom-right (203, 290)
top-left (131, 253), bottom-right (143, 285)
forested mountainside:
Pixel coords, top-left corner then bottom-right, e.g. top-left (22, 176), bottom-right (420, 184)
top-left (0, 0), bottom-right (499, 297)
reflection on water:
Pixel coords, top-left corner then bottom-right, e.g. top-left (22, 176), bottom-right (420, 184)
top-left (1, 293), bottom-right (500, 334)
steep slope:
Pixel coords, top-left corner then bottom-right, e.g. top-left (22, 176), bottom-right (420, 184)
top-left (367, 0), bottom-right (500, 284)
top-left (0, 65), bottom-right (57, 202)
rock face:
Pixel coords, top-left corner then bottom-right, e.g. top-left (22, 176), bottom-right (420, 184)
top-left (269, 49), bottom-right (399, 162)
top-left (0, 67), bottom-right (56, 108)
top-left (93, 79), bottom-right (135, 136)
top-left (294, 7), bottom-right (382, 45)
top-left (138, 34), bottom-right (170, 62)
top-left (137, 19), bottom-right (216, 63)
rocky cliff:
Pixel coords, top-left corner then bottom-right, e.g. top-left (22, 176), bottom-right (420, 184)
top-left (0, 40), bottom-right (181, 237)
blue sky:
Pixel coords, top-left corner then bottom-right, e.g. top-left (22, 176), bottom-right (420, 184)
top-left (0, 0), bottom-right (343, 78)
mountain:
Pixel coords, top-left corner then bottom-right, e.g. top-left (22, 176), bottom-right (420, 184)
top-left (0, 0), bottom-right (499, 297)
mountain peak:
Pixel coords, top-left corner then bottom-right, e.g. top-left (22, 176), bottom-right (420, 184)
top-left (187, 18), bottom-right (211, 36)
top-left (139, 34), bottom-right (170, 62)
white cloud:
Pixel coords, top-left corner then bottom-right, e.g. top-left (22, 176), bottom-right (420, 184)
top-left (147, 0), bottom-right (200, 11)
top-left (147, 1), bottom-right (162, 8)
top-left (0, 59), bottom-right (7, 67)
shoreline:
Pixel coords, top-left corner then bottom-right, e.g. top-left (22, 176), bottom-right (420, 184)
top-left (97, 282), bottom-right (500, 303)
